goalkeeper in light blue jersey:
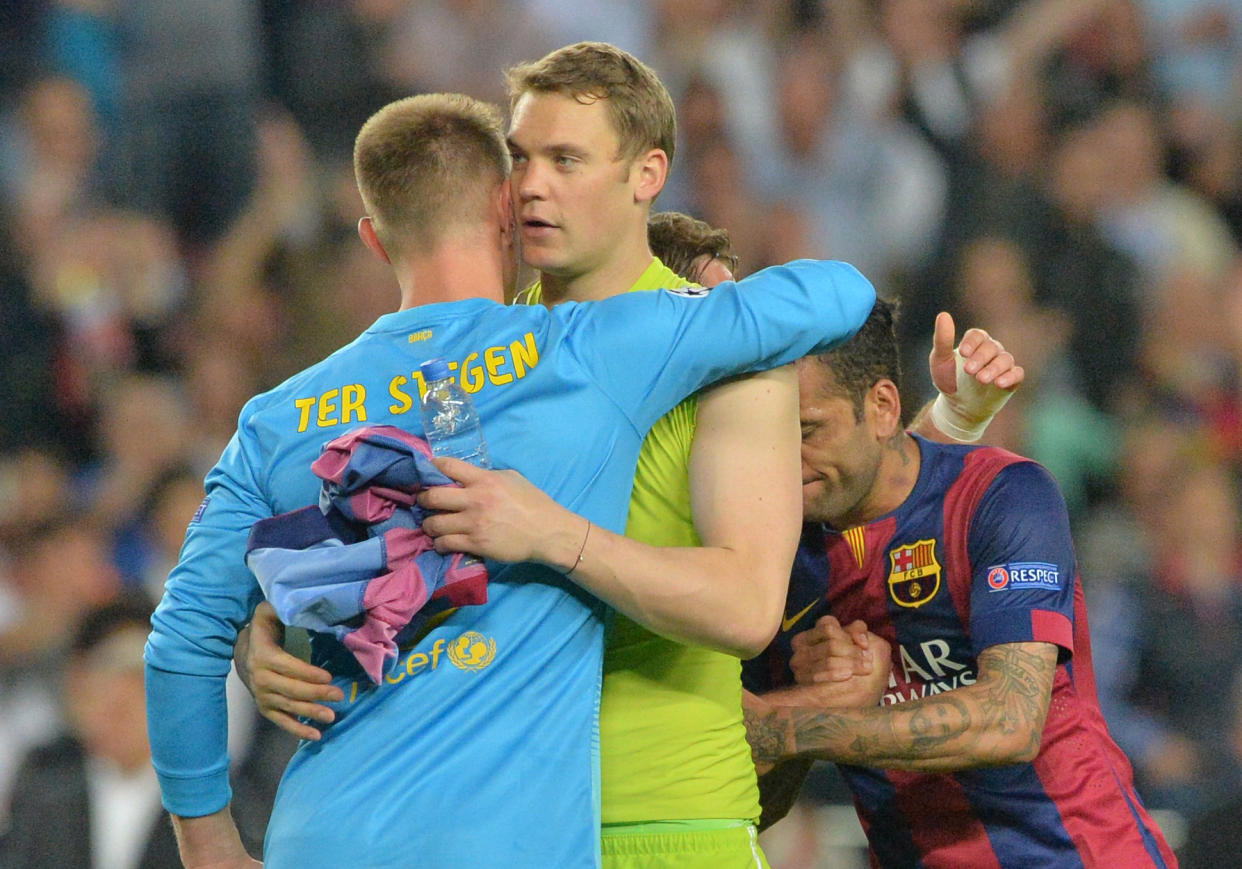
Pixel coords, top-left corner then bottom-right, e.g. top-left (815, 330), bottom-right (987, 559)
top-left (144, 93), bottom-right (875, 869)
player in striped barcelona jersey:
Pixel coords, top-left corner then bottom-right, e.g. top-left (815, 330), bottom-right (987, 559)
top-left (741, 298), bottom-right (1178, 868)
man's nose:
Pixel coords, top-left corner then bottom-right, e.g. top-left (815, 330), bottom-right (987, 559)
top-left (516, 161), bottom-right (548, 201)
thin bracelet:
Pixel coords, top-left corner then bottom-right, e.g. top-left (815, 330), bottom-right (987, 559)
top-left (567, 519), bottom-right (591, 576)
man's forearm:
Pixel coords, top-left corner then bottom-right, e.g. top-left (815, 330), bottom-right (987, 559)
top-left (750, 643), bottom-right (1056, 772)
top-left (541, 367), bottom-right (800, 658)
top-left (172, 807), bottom-right (258, 869)
top-left (561, 529), bottom-right (787, 657)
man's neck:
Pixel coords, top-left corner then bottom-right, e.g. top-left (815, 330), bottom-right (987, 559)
top-left (836, 432), bottom-right (922, 530)
top-left (396, 242), bottom-right (506, 310)
top-left (539, 242), bottom-right (656, 305)
top-left (868, 432), bottom-right (922, 520)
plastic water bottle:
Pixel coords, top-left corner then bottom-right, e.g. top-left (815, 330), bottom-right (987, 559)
top-left (418, 358), bottom-right (492, 468)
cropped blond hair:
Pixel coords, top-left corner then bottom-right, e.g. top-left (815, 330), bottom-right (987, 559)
top-left (353, 94), bottom-right (510, 254)
top-left (506, 42), bottom-right (676, 166)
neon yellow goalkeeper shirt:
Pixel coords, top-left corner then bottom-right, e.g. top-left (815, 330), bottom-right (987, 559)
top-left (522, 257), bottom-right (761, 825)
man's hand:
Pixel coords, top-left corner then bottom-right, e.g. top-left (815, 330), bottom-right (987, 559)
top-left (930, 311), bottom-right (1024, 392)
top-left (418, 457), bottom-right (588, 572)
top-left (785, 616), bottom-right (892, 708)
top-left (790, 615), bottom-right (874, 683)
top-left (241, 602), bottom-right (341, 741)
top-left (921, 312), bottom-right (1023, 442)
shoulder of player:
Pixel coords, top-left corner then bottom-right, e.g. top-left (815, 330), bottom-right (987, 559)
top-left (916, 440), bottom-right (1058, 520)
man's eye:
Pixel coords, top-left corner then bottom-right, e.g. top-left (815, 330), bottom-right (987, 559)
top-left (555, 155), bottom-right (577, 167)
top-left (509, 152), bottom-right (527, 164)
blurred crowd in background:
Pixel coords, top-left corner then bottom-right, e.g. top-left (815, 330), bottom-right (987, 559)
top-left (0, 1), bottom-right (1240, 866)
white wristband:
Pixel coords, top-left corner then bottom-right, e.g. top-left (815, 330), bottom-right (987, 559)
top-left (929, 349), bottom-right (1014, 443)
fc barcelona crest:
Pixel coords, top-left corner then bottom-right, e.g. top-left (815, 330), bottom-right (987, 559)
top-left (887, 539), bottom-right (941, 608)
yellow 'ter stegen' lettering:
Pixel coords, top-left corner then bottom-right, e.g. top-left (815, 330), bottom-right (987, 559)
top-left (294, 384), bottom-right (368, 432)
top-left (295, 332), bottom-right (541, 432)
top-left (388, 332), bottom-right (539, 410)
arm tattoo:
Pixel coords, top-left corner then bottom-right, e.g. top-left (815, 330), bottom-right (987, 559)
top-left (765, 643), bottom-right (1057, 770)
top-left (904, 695), bottom-right (972, 752)
top-left (976, 643), bottom-right (1057, 758)
top-left (744, 706), bottom-right (792, 768)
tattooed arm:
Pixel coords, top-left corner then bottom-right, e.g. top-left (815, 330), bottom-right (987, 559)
top-left (754, 641), bottom-right (1058, 772)
top-left (744, 619), bottom-right (892, 826)
top-left (744, 688), bottom-right (817, 830)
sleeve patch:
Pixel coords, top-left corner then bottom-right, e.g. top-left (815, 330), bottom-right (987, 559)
top-left (663, 286), bottom-right (710, 298)
top-left (191, 496), bottom-right (210, 524)
top-left (986, 562), bottom-right (1061, 592)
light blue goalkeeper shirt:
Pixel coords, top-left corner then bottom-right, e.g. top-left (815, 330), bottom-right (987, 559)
top-left (144, 258), bottom-right (874, 869)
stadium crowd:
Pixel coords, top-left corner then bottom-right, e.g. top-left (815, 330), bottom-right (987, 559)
top-left (0, 1), bottom-right (1239, 866)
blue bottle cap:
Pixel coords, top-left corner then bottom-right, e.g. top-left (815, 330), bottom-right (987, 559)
top-left (420, 358), bottom-right (451, 382)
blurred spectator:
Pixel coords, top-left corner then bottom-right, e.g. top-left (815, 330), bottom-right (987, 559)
top-left (1138, 0), bottom-right (1242, 111)
top-left (0, 212), bottom-right (66, 457)
top-left (0, 518), bottom-right (120, 671)
top-left (86, 374), bottom-right (195, 534)
top-left (1, 75), bottom-right (105, 255)
top-left (0, 518), bottom-right (120, 827)
top-left (1178, 672), bottom-right (1242, 869)
top-left (42, 0), bottom-right (122, 133)
top-left (949, 236), bottom-right (1121, 515)
top-left (108, 464), bottom-right (204, 599)
top-left (739, 31), bottom-right (947, 284)
top-left (1093, 98), bottom-right (1237, 284)
top-left (106, 0), bottom-right (262, 251)
top-left (258, 0), bottom-right (401, 162)
top-left (0, 593), bottom-right (176, 868)
top-left (1043, 0), bottom-right (1158, 129)
top-left (181, 344), bottom-right (261, 469)
top-left (1090, 457), bottom-right (1242, 815)
top-left (375, 0), bottom-right (554, 104)
top-left (1034, 117), bottom-right (1145, 410)
top-left (1167, 102), bottom-right (1242, 246)
top-left (0, 449), bottom-right (77, 553)
top-left (25, 211), bottom-right (188, 408)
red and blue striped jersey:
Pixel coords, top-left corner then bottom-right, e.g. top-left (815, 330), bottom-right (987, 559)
top-left (745, 437), bottom-right (1176, 868)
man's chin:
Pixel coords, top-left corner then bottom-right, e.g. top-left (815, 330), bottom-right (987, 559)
top-left (802, 486), bottom-right (836, 525)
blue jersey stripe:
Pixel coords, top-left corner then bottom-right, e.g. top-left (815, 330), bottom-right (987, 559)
top-left (844, 766), bottom-right (926, 869)
top-left (1106, 764), bottom-right (1172, 869)
top-left (959, 765), bottom-right (1081, 868)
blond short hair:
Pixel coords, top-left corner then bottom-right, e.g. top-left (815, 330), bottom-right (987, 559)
top-left (353, 93), bottom-right (510, 254)
top-left (506, 42), bottom-right (676, 166)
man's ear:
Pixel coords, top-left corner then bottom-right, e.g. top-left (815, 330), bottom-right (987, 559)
top-left (868, 379), bottom-right (904, 439)
top-left (632, 148), bottom-right (669, 205)
top-left (358, 217), bottom-right (391, 264)
top-left (495, 179), bottom-right (515, 242)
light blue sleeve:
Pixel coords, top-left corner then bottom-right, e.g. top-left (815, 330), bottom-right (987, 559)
top-left (144, 406), bottom-right (271, 816)
top-left (560, 259), bottom-right (875, 431)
